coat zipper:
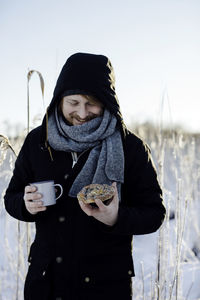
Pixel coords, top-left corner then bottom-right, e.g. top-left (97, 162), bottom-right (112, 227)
top-left (71, 149), bottom-right (89, 168)
top-left (71, 152), bottom-right (78, 168)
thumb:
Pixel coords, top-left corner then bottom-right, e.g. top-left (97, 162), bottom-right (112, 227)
top-left (111, 182), bottom-right (119, 202)
top-left (112, 182), bottom-right (117, 190)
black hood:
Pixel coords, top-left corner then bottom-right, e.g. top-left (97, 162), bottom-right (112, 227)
top-left (41, 53), bottom-right (128, 159)
top-left (47, 52), bottom-right (125, 126)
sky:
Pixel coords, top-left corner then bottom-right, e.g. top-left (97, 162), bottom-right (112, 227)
top-left (0, 0), bottom-right (200, 136)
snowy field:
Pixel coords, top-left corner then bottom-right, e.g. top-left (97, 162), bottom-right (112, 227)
top-left (0, 127), bottom-right (200, 300)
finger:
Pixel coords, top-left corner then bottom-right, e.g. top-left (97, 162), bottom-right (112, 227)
top-left (27, 200), bottom-right (44, 208)
top-left (24, 192), bottom-right (42, 202)
top-left (29, 206), bottom-right (47, 214)
top-left (111, 182), bottom-right (119, 202)
top-left (112, 182), bottom-right (117, 196)
top-left (34, 206), bottom-right (47, 212)
top-left (29, 201), bottom-right (46, 210)
top-left (25, 185), bottom-right (37, 193)
top-left (112, 182), bottom-right (117, 192)
top-left (94, 199), bottom-right (106, 210)
top-left (79, 201), bottom-right (94, 216)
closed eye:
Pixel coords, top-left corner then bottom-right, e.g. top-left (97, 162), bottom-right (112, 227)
top-left (87, 102), bottom-right (95, 106)
top-left (67, 100), bottom-right (79, 106)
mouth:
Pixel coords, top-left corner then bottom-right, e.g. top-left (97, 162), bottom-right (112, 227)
top-left (74, 119), bottom-right (88, 125)
top-left (71, 114), bottom-right (98, 125)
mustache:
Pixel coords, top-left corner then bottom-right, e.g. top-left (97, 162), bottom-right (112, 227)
top-left (71, 113), bottom-right (100, 122)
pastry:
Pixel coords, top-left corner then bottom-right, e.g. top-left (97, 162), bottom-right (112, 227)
top-left (77, 183), bottom-right (115, 204)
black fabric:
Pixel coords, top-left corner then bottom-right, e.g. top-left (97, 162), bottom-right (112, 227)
top-left (61, 89), bottom-right (94, 99)
top-left (4, 126), bottom-right (166, 300)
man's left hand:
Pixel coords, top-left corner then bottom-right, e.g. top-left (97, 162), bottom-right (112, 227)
top-left (78, 182), bottom-right (119, 226)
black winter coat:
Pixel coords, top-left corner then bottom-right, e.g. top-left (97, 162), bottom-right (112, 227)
top-left (4, 126), bottom-right (166, 300)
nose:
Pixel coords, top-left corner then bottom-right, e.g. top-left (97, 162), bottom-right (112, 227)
top-left (77, 105), bottom-right (88, 119)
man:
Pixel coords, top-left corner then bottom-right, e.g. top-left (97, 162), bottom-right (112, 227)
top-left (4, 52), bottom-right (166, 300)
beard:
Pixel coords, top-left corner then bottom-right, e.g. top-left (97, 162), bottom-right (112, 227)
top-left (72, 113), bottom-right (100, 123)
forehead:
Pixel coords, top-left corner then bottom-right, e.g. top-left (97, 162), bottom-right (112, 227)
top-left (63, 94), bottom-right (101, 104)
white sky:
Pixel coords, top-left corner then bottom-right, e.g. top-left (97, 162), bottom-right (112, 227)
top-left (1, 0), bottom-right (200, 135)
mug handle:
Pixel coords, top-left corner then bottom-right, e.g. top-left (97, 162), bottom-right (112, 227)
top-left (54, 184), bottom-right (63, 200)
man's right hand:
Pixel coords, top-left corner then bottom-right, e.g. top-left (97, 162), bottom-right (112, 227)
top-left (23, 185), bottom-right (47, 215)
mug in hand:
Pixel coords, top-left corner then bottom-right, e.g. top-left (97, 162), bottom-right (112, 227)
top-left (30, 180), bottom-right (63, 206)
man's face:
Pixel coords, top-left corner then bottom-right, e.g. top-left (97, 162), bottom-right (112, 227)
top-left (60, 94), bottom-right (104, 125)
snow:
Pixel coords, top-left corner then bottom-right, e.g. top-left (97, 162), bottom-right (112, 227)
top-left (1, 131), bottom-right (200, 299)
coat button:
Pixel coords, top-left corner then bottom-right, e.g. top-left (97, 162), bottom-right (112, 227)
top-left (59, 216), bottom-right (65, 222)
top-left (56, 257), bottom-right (63, 263)
top-left (128, 270), bottom-right (132, 275)
top-left (64, 174), bottom-right (69, 180)
top-left (84, 277), bottom-right (90, 283)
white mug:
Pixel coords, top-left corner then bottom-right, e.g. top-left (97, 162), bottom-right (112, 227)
top-left (30, 180), bottom-right (63, 206)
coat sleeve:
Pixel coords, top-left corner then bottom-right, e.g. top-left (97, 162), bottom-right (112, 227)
top-left (98, 137), bottom-right (166, 235)
top-left (4, 134), bottom-right (39, 222)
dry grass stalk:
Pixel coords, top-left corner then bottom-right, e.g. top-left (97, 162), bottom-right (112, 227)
top-left (27, 70), bottom-right (44, 133)
top-left (0, 135), bottom-right (17, 160)
top-left (26, 69), bottom-right (45, 259)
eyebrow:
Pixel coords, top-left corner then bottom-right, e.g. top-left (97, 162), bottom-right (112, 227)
top-left (66, 98), bottom-right (96, 104)
top-left (66, 98), bottom-right (79, 102)
top-left (65, 97), bottom-right (102, 106)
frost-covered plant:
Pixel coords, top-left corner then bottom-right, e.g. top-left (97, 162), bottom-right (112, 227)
top-left (1, 124), bottom-right (200, 299)
top-left (131, 124), bottom-right (200, 300)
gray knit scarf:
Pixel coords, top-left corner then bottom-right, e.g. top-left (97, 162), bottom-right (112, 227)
top-left (47, 107), bottom-right (124, 199)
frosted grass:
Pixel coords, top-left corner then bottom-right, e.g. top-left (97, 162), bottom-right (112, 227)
top-left (1, 126), bottom-right (200, 299)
